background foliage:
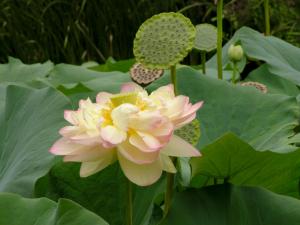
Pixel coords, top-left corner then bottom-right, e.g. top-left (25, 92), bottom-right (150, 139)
top-left (0, 0), bottom-right (299, 64)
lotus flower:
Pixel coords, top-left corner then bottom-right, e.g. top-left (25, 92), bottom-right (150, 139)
top-left (50, 83), bottom-right (203, 186)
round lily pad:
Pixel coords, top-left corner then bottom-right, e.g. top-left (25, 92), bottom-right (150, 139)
top-left (194, 23), bottom-right (217, 52)
top-left (175, 119), bottom-right (201, 146)
top-left (130, 63), bottom-right (164, 85)
top-left (133, 12), bottom-right (196, 69)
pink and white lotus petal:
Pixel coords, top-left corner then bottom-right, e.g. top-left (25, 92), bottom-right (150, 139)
top-left (121, 82), bottom-right (144, 93)
top-left (118, 151), bottom-right (162, 186)
top-left (136, 131), bottom-right (162, 149)
top-left (69, 134), bottom-right (102, 146)
top-left (129, 110), bottom-right (164, 131)
top-left (150, 121), bottom-right (174, 137)
top-left (160, 154), bottom-right (176, 173)
top-left (161, 135), bottom-right (201, 157)
top-left (59, 126), bottom-right (80, 138)
top-left (150, 84), bottom-right (175, 100)
top-left (118, 141), bottom-right (159, 164)
top-left (129, 133), bottom-right (161, 152)
top-left (173, 113), bottom-right (196, 129)
top-left (79, 153), bottom-right (117, 177)
top-left (182, 101), bottom-right (203, 118)
top-left (50, 137), bottom-right (88, 155)
top-left (111, 103), bottom-right (139, 130)
top-left (64, 146), bottom-right (116, 162)
top-left (79, 98), bottom-right (93, 108)
top-left (162, 96), bottom-right (189, 119)
top-left (172, 101), bottom-right (204, 128)
top-left (101, 125), bottom-right (127, 145)
top-left (96, 92), bottom-right (113, 104)
top-left (64, 110), bottom-right (78, 125)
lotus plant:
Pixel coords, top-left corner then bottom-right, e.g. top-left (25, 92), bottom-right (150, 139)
top-left (50, 82), bottom-right (203, 186)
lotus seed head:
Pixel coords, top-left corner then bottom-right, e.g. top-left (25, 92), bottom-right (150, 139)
top-left (130, 63), bottom-right (164, 85)
top-left (133, 12), bottom-right (196, 69)
top-left (175, 119), bottom-right (201, 146)
top-left (240, 81), bottom-right (268, 93)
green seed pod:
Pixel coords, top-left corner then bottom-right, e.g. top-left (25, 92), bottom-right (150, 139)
top-left (194, 23), bottom-right (217, 52)
top-left (133, 12), bottom-right (196, 69)
top-left (175, 119), bottom-right (201, 146)
top-left (228, 44), bottom-right (244, 62)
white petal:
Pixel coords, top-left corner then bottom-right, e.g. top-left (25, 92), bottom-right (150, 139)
top-left (64, 110), bottom-right (78, 125)
top-left (161, 135), bottom-right (201, 157)
top-left (160, 154), bottom-right (176, 173)
top-left (121, 82), bottom-right (144, 93)
top-left (101, 125), bottom-right (127, 144)
top-left (129, 134), bottom-right (160, 152)
top-left (150, 84), bottom-right (174, 100)
top-left (50, 138), bottom-right (88, 155)
top-left (111, 103), bottom-right (139, 130)
top-left (96, 92), bottom-right (112, 104)
top-left (118, 151), bottom-right (162, 186)
top-left (118, 141), bottom-right (159, 164)
top-left (128, 110), bottom-right (164, 131)
top-left (79, 152), bottom-right (117, 177)
top-left (64, 146), bottom-right (116, 162)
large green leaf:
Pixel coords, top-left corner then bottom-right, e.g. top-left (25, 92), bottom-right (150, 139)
top-left (48, 63), bottom-right (130, 90)
top-left (207, 27), bottom-right (300, 85)
top-left (148, 67), bottom-right (300, 152)
top-left (89, 57), bottom-right (135, 73)
top-left (0, 85), bottom-right (70, 197)
top-left (161, 184), bottom-right (300, 225)
top-left (0, 57), bottom-right (53, 83)
top-left (35, 162), bottom-right (165, 225)
top-left (245, 64), bottom-right (300, 96)
top-left (0, 192), bottom-right (108, 225)
top-left (47, 63), bottom-right (131, 106)
top-left (191, 133), bottom-right (300, 197)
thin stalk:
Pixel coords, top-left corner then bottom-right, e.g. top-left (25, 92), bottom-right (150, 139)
top-left (217, 0), bottom-right (223, 80)
top-left (177, 2), bottom-right (207, 13)
top-left (201, 51), bottom-right (206, 74)
top-left (126, 179), bottom-right (133, 225)
top-left (164, 171), bottom-right (175, 218)
top-left (214, 178), bottom-right (218, 185)
top-left (231, 62), bottom-right (238, 84)
top-left (164, 66), bottom-right (177, 217)
top-left (264, 0), bottom-right (270, 36)
top-left (170, 65), bottom-right (178, 95)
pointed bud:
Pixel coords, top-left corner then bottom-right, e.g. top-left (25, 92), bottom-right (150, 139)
top-left (228, 44), bottom-right (244, 62)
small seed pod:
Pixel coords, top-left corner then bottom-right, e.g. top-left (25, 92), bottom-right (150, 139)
top-left (130, 63), bottom-right (164, 86)
top-left (240, 81), bottom-right (268, 93)
top-left (228, 44), bottom-right (244, 62)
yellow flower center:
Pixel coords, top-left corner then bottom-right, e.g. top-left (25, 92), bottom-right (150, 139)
top-left (110, 92), bottom-right (138, 107)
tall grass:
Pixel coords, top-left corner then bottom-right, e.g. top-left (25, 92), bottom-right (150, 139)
top-left (0, 0), bottom-right (209, 64)
top-left (0, 0), bottom-right (299, 64)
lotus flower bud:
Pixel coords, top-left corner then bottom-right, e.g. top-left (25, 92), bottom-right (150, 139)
top-left (228, 44), bottom-right (244, 62)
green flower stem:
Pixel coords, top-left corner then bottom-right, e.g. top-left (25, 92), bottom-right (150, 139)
top-left (264, 0), bottom-right (270, 36)
top-left (217, 0), bottom-right (223, 80)
top-left (126, 179), bottom-right (133, 225)
top-left (164, 171), bottom-right (175, 218)
top-left (201, 51), bottom-right (206, 74)
top-left (231, 62), bottom-right (238, 84)
top-left (164, 66), bottom-right (177, 217)
top-left (170, 65), bottom-right (178, 95)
